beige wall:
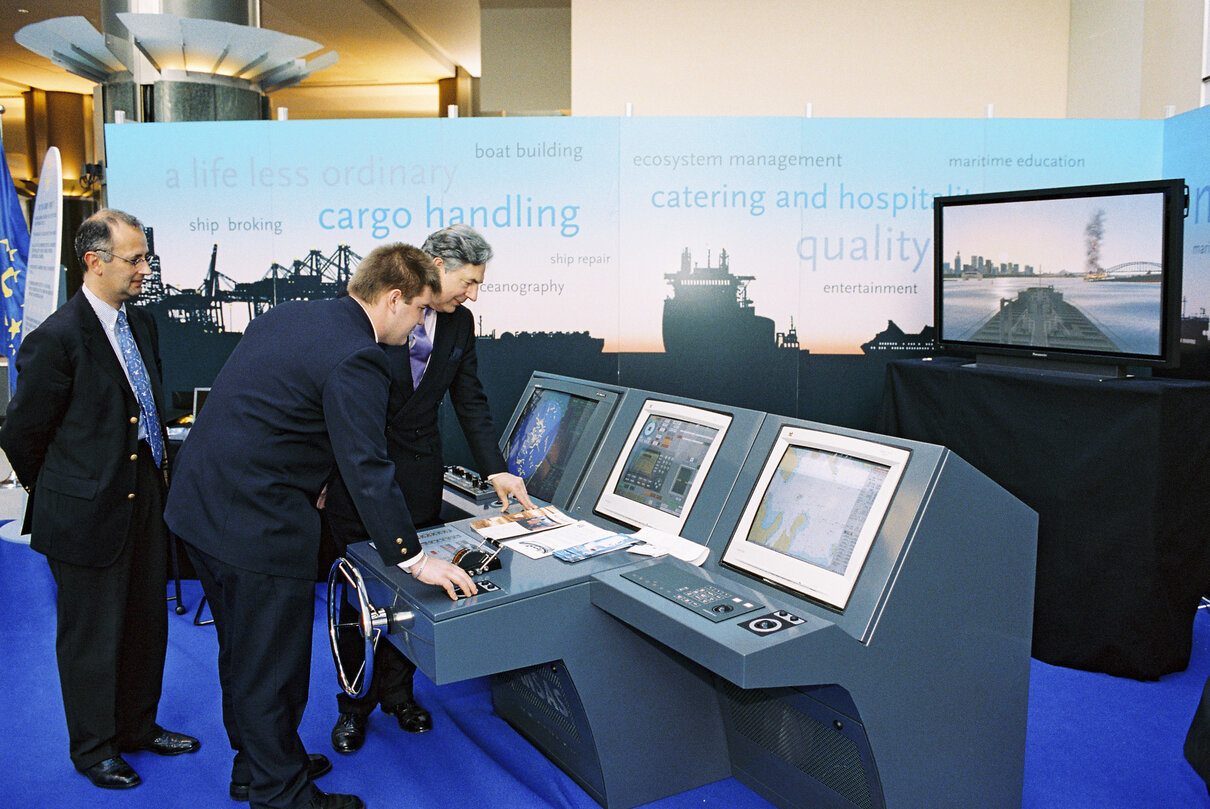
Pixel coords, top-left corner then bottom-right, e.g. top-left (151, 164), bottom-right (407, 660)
top-left (481, 5), bottom-right (572, 114)
top-left (1139, 0), bottom-right (1204, 117)
top-left (571, 0), bottom-right (1205, 119)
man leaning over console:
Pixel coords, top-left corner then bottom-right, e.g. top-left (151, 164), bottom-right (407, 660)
top-left (165, 244), bottom-right (478, 809)
top-left (322, 224), bottom-right (535, 753)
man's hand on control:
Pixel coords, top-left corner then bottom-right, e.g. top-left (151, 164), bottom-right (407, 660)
top-left (489, 472), bottom-right (535, 513)
top-left (412, 555), bottom-right (478, 601)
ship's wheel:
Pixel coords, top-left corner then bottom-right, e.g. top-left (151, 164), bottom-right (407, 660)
top-left (326, 558), bottom-right (415, 698)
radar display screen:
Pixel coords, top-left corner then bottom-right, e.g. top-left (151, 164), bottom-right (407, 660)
top-left (504, 388), bottom-right (599, 503)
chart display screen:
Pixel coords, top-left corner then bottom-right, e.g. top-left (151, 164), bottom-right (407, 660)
top-left (722, 426), bottom-right (910, 610)
top-left (746, 446), bottom-right (890, 577)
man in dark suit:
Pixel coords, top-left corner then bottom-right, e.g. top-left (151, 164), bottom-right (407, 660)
top-left (164, 243), bottom-right (477, 809)
top-left (0, 209), bottom-right (199, 790)
top-left (323, 225), bottom-right (534, 753)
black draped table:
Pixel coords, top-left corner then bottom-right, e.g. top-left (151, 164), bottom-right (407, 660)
top-left (877, 357), bottom-right (1210, 679)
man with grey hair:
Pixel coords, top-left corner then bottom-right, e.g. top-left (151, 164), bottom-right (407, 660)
top-left (323, 224), bottom-right (533, 752)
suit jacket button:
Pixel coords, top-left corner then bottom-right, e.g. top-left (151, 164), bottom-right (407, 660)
top-left (129, 453), bottom-right (138, 461)
top-left (127, 493), bottom-right (136, 499)
top-left (129, 416), bottom-right (138, 424)
top-left (395, 537), bottom-right (403, 545)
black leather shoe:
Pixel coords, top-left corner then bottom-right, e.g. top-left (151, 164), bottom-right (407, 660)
top-left (229, 753), bottom-right (332, 800)
top-left (82, 756), bottom-right (141, 789)
top-left (331, 713), bottom-right (367, 753)
top-left (135, 729), bottom-right (200, 756)
top-left (305, 789), bottom-right (365, 809)
top-left (384, 699), bottom-right (432, 734)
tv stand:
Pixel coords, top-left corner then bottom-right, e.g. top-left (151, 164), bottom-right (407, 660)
top-left (879, 356), bottom-right (1210, 678)
top-left (967, 353), bottom-right (1129, 379)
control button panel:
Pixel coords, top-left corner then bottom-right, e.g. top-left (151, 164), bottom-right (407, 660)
top-left (443, 465), bottom-right (498, 502)
top-left (739, 609), bottom-right (806, 636)
top-left (622, 562), bottom-right (762, 623)
top-left (453, 577), bottom-right (502, 600)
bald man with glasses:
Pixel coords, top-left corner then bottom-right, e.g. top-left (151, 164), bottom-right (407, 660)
top-left (1, 209), bottom-right (199, 790)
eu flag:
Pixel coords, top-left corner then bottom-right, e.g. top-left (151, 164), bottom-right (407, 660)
top-left (0, 142), bottom-right (29, 395)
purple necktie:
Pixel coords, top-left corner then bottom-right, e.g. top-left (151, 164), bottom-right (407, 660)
top-left (410, 315), bottom-right (432, 389)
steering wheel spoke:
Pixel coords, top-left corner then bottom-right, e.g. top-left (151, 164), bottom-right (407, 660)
top-left (326, 558), bottom-right (415, 698)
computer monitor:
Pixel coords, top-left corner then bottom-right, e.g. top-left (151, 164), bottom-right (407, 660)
top-left (192, 387), bottom-right (210, 419)
top-left (595, 399), bottom-right (732, 535)
top-left (720, 425), bottom-right (910, 611)
top-left (499, 376), bottom-right (622, 507)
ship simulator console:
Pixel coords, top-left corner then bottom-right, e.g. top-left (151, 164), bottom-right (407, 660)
top-left (441, 373), bottom-right (628, 514)
top-left (335, 373), bottom-right (1037, 809)
top-left (442, 465), bottom-right (497, 502)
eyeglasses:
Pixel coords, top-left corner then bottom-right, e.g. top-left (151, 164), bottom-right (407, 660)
top-left (95, 249), bottom-right (154, 268)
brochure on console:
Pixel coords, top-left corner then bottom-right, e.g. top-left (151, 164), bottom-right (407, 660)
top-left (497, 519), bottom-right (629, 560)
top-left (469, 505), bottom-right (576, 541)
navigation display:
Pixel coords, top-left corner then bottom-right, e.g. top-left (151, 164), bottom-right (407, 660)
top-left (746, 446), bottom-right (889, 576)
top-left (504, 388), bottom-right (599, 503)
top-left (595, 400), bottom-right (733, 535)
top-left (722, 426), bottom-right (910, 611)
top-left (492, 375), bottom-right (624, 509)
top-left (613, 415), bottom-right (719, 516)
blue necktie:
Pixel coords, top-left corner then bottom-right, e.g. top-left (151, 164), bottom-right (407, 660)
top-left (115, 310), bottom-right (164, 467)
top-left (410, 314), bottom-right (433, 389)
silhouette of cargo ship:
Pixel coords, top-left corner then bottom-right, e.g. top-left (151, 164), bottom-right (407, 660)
top-left (861, 321), bottom-right (936, 354)
top-left (1182, 307), bottom-right (1209, 349)
top-left (662, 248), bottom-right (789, 356)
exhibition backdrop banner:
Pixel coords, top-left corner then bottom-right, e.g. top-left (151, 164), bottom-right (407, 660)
top-left (1162, 104), bottom-right (1210, 377)
top-left (105, 115), bottom-right (1172, 429)
top-left (22, 147), bottom-right (64, 338)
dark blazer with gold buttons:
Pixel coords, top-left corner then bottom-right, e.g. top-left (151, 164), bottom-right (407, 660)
top-left (324, 303), bottom-right (506, 536)
top-left (0, 290), bottom-right (166, 567)
top-left (164, 295), bottom-right (420, 579)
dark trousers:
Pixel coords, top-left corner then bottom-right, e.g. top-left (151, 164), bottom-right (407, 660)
top-left (335, 598), bottom-right (417, 715)
top-left (46, 444), bottom-right (167, 770)
top-left (184, 542), bottom-right (319, 809)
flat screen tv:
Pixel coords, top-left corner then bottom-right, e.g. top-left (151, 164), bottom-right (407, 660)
top-left (934, 179), bottom-right (1186, 375)
top-left (595, 399), bottom-right (732, 535)
top-left (499, 375), bottom-right (622, 507)
top-left (720, 426), bottom-right (910, 611)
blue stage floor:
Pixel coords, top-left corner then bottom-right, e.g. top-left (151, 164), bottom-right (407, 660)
top-left (1, 529), bottom-right (1208, 809)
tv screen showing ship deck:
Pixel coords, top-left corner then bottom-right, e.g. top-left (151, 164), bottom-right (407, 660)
top-left (938, 190), bottom-right (1167, 357)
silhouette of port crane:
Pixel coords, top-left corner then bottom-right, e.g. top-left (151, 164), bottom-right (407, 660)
top-left (140, 243), bottom-right (363, 333)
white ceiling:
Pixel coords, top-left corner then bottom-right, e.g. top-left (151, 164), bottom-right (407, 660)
top-left (0, 0), bottom-right (485, 119)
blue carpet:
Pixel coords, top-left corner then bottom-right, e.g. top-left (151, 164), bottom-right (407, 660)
top-left (1, 535), bottom-right (1207, 808)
